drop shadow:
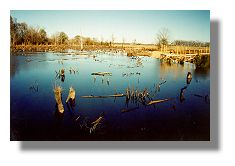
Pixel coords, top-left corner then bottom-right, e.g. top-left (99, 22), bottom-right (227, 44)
top-left (19, 20), bottom-right (220, 151)
top-left (210, 20), bottom-right (220, 150)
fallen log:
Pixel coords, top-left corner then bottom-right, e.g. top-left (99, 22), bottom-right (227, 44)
top-left (194, 94), bottom-right (203, 98)
top-left (147, 98), bottom-right (171, 106)
top-left (81, 93), bottom-right (126, 98)
top-left (121, 107), bottom-right (139, 113)
top-left (91, 72), bottom-right (112, 76)
top-left (180, 86), bottom-right (187, 103)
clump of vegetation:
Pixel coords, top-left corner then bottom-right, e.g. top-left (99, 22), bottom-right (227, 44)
top-left (194, 54), bottom-right (210, 69)
top-left (66, 87), bottom-right (76, 103)
top-left (166, 58), bottom-right (172, 65)
top-left (127, 52), bottom-right (134, 56)
top-left (179, 57), bottom-right (185, 65)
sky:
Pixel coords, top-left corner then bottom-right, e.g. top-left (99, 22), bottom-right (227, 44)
top-left (10, 10), bottom-right (210, 44)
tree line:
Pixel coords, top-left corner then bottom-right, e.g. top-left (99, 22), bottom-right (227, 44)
top-left (11, 16), bottom-right (48, 45)
top-left (171, 40), bottom-right (210, 47)
top-left (156, 28), bottom-right (210, 48)
top-left (10, 16), bottom-right (108, 46)
top-left (11, 16), bottom-right (210, 47)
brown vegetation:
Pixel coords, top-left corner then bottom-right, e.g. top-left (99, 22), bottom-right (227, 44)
top-left (66, 87), bottom-right (76, 103)
top-left (53, 85), bottom-right (64, 113)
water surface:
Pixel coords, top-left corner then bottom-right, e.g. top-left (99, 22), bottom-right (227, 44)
top-left (10, 51), bottom-right (210, 140)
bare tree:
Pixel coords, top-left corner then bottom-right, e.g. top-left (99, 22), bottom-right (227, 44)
top-left (122, 37), bottom-right (125, 48)
top-left (10, 16), bottom-right (17, 45)
top-left (111, 34), bottom-right (115, 46)
top-left (157, 28), bottom-right (170, 52)
top-left (133, 39), bottom-right (137, 45)
top-left (100, 35), bottom-right (104, 45)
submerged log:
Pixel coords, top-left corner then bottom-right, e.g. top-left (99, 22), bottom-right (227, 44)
top-left (156, 80), bottom-right (166, 92)
top-left (147, 98), bottom-right (171, 105)
top-left (194, 94), bottom-right (203, 98)
top-left (180, 86), bottom-right (187, 103)
top-left (53, 86), bottom-right (64, 113)
top-left (81, 93), bottom-right (125, 98)
top-left (121, 107), bottom-right (139, 113)
top-left (91, 72), bottom-right (112, 76)
top-left (194, 94), bottom-right (210, 103)
top-left (66, 87), bottom-right (76, 103)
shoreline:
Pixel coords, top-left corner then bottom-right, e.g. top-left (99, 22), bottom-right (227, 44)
top-left (10, 44), bottom-right (210, 69)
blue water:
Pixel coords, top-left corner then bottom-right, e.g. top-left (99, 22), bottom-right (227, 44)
top-left (10, 52), bottom-right (210, 140)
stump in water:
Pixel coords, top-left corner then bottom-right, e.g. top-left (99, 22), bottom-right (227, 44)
top-left (186, 72), bottom-right (192, 84)
top-left (66, 87), bottom-right (76, 103)
top-left (60, 68), bottom-right (65, 76)
top-left (53, 86), bottom-right (64, 113)
top-left (126, 87), bottom-right (130, 100)
top-left (55, 69), bottom-right (65, 82)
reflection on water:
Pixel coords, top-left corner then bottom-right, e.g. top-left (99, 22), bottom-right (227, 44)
top-left (10, 52), bottom-right (210, 140)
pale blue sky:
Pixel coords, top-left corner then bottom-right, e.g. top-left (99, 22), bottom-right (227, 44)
top-left (10, 10), bottom-right (210, 44)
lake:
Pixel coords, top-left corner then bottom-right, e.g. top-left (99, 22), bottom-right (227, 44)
top-left (10, 51), bottom-right (210, 141)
